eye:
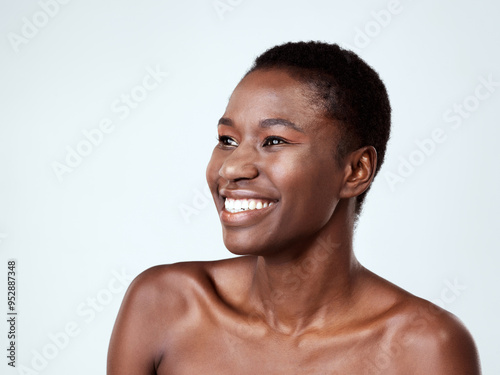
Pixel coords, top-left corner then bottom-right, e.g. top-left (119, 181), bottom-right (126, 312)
top-left (263, 136), bottom-right (288, 146)
top-left (217, 135), bottom-right (238, 147)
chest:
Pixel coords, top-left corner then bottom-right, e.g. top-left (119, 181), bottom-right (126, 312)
top-left (156, 324), bottom-right (404, 375)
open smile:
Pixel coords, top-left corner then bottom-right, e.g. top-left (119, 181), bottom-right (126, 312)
top-left (218, 194), bottom-right (279, 226)
top-left (224, 198), bottom-right (276, 213)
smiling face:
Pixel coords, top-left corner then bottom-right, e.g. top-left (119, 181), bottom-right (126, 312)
top-left (206, 69), bottom-right (349, 258)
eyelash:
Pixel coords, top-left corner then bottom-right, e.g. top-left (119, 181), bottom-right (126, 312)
top-left (217, 135), bottom-right (237, 147)
top-left (217, 135), bottom-right (288, 147)
top-left (262, 136), bottom-right (288, 146)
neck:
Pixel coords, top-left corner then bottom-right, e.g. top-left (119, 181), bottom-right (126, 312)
top-left (248, 199), bottom-right (362, 335)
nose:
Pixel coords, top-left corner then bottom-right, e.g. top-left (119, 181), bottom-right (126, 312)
top-left (218, 143), bottom-right (259, 182)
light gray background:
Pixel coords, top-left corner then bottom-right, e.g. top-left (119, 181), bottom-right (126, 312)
top-left (1, 0), bottom-right (498, 374)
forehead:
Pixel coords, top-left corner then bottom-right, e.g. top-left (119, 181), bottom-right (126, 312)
top-left (234, 68), bottom-right (306, 96)
top-left (224, 69), bottom-right (329, 131)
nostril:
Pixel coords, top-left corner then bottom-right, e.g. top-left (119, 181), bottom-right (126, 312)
top-left (219, 160), bottom-right (259, 181)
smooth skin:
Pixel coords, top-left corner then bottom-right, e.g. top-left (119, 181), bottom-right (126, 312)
top-left (107, 69), bottom-right (481, 374)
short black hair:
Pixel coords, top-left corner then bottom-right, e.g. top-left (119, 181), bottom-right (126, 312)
top-left (247, 41), bottom-right (391, 217)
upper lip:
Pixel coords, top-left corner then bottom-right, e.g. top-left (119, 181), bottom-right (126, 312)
top-left (219, 188), bottom-right (279, 201)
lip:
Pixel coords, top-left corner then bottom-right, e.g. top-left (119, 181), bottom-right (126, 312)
top-left (218, 188), bottom-right (279, 227)
top-left (219, 200), bottom-right (278, 226)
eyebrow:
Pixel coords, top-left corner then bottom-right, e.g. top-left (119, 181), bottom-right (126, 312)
top-left (218, 117), bottom-right (304, 133)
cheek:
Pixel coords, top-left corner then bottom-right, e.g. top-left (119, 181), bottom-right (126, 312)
top-left (272, 154), bottom-right (340, 215)
top-left (271, 150), bottom-right (338, 189)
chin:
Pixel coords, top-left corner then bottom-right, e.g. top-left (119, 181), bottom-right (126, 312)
top-left (223, 234), bottom-right (295, 259)
top-left (223, 235), bottom-right (269, 257)
top-left (224, 241), bottom-right (257, 256)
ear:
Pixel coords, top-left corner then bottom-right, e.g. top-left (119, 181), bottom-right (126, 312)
top-left (339, 146), bottom-right (377, 199)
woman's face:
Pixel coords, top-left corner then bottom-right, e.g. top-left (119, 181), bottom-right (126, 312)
top-left (206, 69), bottom-right (347, 257)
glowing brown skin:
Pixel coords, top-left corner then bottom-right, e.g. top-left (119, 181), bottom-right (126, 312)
top-left (108, 70), bottom-right (481, 374)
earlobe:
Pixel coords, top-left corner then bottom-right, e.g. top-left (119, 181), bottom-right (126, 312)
top-left (339, 146), bottom-right (377, 199)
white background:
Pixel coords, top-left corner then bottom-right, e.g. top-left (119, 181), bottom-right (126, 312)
top-left (1, 0), bottom-right (499, 374)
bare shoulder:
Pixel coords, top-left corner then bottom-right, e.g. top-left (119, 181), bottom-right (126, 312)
top-left (112, 256), bottom-right (253, 326)
top-left (125, 261), bottom-right (215, 303)
top-left (363, 271), bottom-right (481, 374)
top-left (107, 259), bottom-right (247, 375)
top-left (112, 259), bottom-right (236, 324)
top-left (394, 297), bottom-right (481, 374)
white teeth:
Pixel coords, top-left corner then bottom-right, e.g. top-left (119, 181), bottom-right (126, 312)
top-left (224, 198), bottom-right (275, 213)
top-left (241, 199), bottom-right (249, 210)
top-left (234, 200), bottom-right (242, 210)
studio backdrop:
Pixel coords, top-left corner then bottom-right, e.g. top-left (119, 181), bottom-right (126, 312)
top-left (1, 0), bottom-right (498, 374)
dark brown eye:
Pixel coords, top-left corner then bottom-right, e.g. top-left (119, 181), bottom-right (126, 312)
top-left (218, 136), bottom-right (238, 147)
top-left (263, 137), bottom-right (287, 146)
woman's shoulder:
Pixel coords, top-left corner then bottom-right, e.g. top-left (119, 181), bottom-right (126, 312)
top-left (131, 256), bottom-right (253, 285)
top-left (360, 269), bottom-right (481, 373)
top-left (109, 258), bottom-right (252, 361)
top-left (125, 257), bottom-right (254, 310)
top-left (393, 296), bottom-right (480, 373)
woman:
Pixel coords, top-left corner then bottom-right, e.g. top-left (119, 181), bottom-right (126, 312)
top-left (107, 41), bottom-right (480, 374)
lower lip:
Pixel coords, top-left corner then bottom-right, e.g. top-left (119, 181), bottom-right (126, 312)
top-left (219, 203), bottom-right (277, 226)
